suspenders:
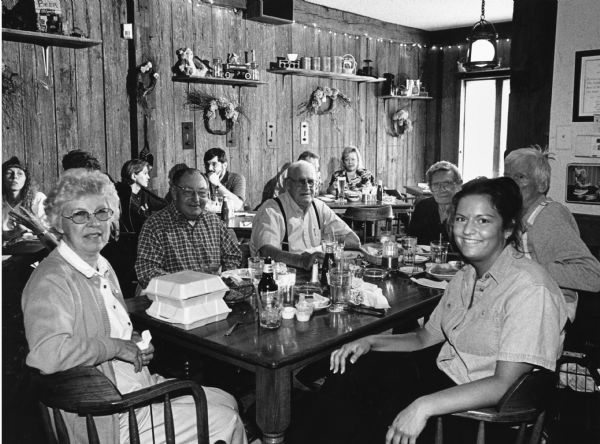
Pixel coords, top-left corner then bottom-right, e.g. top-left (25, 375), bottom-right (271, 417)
top-left (522, 199), bottom-right (548, 261)
top-left (273, 197), bottom-right (321, 252)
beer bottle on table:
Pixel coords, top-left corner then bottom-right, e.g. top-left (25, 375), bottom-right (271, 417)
top-left (320, 243), bottom-right (336, 287)
top-left (221, 198), bottom-right (230, 225)
top-left (258, 257), bottom-right (280, 329)
top-left (376, 180), bottom-right (384, 202)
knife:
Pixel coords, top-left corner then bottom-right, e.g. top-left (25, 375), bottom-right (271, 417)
top-left (345, 305), bottom-right (386, 317)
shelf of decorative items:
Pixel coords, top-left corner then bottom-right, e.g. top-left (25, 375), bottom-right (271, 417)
top-left (379, 95), bottom-right (433, 100)
top-left (172, 76), bottom-right (267, 88)
top-left (267, 68), bottom-right (385, 83)
top-left (2, 28), bottom-right (102, 48)
top-left (2, 28), bottom-right (102, 76)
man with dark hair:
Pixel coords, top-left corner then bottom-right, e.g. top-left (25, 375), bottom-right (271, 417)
top-left (203, 147), bottom-right (246, 210)
top-left (62, 149), bottom-right (102, 171)
top-left (135, 168), bottom-right (241, 289)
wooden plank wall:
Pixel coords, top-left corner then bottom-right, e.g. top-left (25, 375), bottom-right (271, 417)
top-left (2, 0), bottom-right (434, 209)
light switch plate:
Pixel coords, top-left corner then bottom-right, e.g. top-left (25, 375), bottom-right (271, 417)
top-left (181, 122), bottom-right (194, 150)
top-left (556, 126), bottom-right (571, 150)
top-left (121, 23), bottom-right (133, 39)
top-left (266, 121), bottom-right (276, 146)
top-left (300, 121), bottom-right (309, 144)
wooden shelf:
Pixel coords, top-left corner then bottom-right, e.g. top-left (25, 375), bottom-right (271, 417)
top-left (379, 95), bottom-right (433, 100)
top-left (172, 76), bottom-right (267, 88)
top-left (267, 68), bottom-right (385, 83)
top-left (2, 28), bottom-right (102, 48)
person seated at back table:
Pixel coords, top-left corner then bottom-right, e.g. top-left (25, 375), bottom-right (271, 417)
top-left (250, 160), bottom-right (360, 270)
top-left (408, 161), bottom-right (463, 245)
top-left (302, 177), bottom-right (568, 444)
top-left (326, 146), bottom-right (375, 194)
top-left (135, 168), bottom-right (241, 289)
top-left (271, 151), bottom-right (323, 199)
top-left (204, 147), bottom-right (246, 211)
top-left (504, 146), bottom-right (600, 321)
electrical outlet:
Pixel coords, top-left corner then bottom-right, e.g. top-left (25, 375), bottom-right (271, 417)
top-left (181, 122), bottom-right (194, 150)
top-left (266, 121), bottom-right (276, 147)
top-left (121, 23), bottom-right (133, 39)
top-left (300, 121), bottom-right (309, 145)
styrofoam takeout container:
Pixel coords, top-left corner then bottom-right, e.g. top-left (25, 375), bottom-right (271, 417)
top-left (143, 270), bottom-right (228, 300)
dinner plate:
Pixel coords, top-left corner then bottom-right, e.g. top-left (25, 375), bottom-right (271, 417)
top-left (318, 196), bottom-right (335, 202)
top-left (307, 295), bottom-right (330, 311)
top-left (427, 264), bottom-right (460, 281)
top-left (413, 255), bottom-right (428, 264)
top-left (416, 245), bottom-right (431, 255)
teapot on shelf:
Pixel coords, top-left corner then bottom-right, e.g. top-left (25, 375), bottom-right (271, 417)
top-left (341, 54), bottom-right (357, 74)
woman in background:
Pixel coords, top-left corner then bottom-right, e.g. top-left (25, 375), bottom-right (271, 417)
top-left (23, 168), bottom-right (247, 444)
top-left (326, 146), bottom-right (374, 194)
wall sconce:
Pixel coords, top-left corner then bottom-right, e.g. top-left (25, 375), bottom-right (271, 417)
top-left (464, 0), bottom-right (499, 70)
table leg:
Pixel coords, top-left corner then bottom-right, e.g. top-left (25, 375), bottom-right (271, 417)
top-left (255, 366), bottom-right (292, 444)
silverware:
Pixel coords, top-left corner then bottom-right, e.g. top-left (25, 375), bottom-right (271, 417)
top-left (224, 321), bottom-right (242, 336)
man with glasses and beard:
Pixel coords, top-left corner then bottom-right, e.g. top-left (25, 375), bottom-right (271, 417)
top-left (136, 168), bottom-right (241, 289)
top-left (250, 161), bottom-right (359, 270)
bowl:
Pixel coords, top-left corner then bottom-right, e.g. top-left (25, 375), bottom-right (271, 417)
top-left (363, 268), bottom-right (385, 282)
top-left (287, 53), bottom-right (298, 61)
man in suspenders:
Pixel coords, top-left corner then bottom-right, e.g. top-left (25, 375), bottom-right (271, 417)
top-left (250, 161), bottom-right (360, 270)
top-left (504, 147), bottom-right (600, 321)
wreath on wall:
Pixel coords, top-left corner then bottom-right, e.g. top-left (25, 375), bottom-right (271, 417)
top-left (297, 86), bottom-right (352, 117)
top-left (185, 91), bottom-right (246, 135)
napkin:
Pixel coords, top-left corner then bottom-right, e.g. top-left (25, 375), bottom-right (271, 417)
top-left (363, 245), bottom-right (380, 256)
top-left (410, 277), bottom-right (448, 290)
top-left (221, 269), bottom-right (250, 286)
top-left (357, 281), bottom-right (390, 309)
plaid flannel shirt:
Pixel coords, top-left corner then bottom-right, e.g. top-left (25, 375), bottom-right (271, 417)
top-left (135, 203), bottom-right (241, 288)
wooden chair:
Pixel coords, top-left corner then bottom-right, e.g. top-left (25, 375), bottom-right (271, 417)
top-left (33, 365), bottom-right (212, 444)
top-left (343, 205), bottom-right (394, 244)
top-left (434, 370), bottom-right (556, 444)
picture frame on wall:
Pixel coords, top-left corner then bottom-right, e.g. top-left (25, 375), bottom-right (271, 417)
top-left (565, 163), bottom-right (600, 204)
top-left (572, 49), bottom-right (600, 122)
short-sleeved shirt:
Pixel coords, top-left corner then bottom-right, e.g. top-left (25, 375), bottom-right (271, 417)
top-left (136, 203), bottom-right (241, 288)
top-left (209, 171), bottom-right (246, 202)
top-left (424, 246), bottom-right (568, 385)
top-left (250, 192), bottom-right (353, 256)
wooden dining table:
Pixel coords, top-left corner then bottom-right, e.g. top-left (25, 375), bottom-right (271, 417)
top-left (127, 274), bottom-right (443, 444)
top-left (319, 196), bottom-right (413, 211)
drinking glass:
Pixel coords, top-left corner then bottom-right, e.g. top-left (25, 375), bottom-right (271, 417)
top-left (400, 236), bottom-right (418, 266)
top-left (321, 231), bottom-right (336, 253)
top-left (258, 289), bottom-right (282, 329)
top-left (430, 241), bottom-right (450, 264)
top-left (329, 268), bottom-right (352, 312)
top-left (248, 257), bottom-right (265, 313)
top-left (382, 240), bottom-right (399, 270)
top-left (337, 177), bottom-right (347, 201)
top-left (379, 229), bottom-right (394, 244)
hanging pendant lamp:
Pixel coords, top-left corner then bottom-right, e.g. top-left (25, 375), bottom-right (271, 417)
top-left (464, 0), bottom-right (499, 70)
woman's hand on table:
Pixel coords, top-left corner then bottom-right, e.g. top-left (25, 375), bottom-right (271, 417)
top-left (385, 398), bottom-right (429, 444)
top-left (329, 337), bottom-right (372, 374)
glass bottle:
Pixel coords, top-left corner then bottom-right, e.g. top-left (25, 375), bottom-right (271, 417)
top-left (221, 198), bottom-right (230, 225)
top-left (258, 257), bottom-right (281, 329)
top-left (320, 243), bottom-right (336, 287)
top-left (376, 180), bottom-right (384, 202)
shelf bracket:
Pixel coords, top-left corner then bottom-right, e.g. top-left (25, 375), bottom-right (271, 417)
top-left (42, 46), bottom-right (50, 76)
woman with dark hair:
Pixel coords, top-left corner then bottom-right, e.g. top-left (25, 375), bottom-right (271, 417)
top-left (310, 177), bottom-right (568, 444)
top-left (116, 159), bottom-right (166, 234)
top-left (2, 156), bottom-right (51, 244)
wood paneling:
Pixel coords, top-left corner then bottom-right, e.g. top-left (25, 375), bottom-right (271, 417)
top-left (2, 0), bottom-right (433, 210)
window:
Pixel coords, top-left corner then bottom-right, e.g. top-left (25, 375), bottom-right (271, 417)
top-left (458, 77), bottom-right (510, 182)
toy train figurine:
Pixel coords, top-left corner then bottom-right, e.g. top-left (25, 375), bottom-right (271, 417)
top-left (223, 63), bottom-right (252, 80)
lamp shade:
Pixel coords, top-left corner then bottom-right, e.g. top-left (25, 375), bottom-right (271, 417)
top-left (464, 19), bottom-right (499, 70)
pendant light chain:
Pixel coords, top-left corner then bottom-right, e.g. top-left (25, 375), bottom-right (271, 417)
top-left (481, 0), bottom-right (486, 21)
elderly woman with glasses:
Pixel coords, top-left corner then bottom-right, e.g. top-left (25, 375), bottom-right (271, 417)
top-left (22, 168), bottom-right (247, 444)
top-left (407, 161), bottom-right (463, 245)
top-left (326, 146), bottom-right (375, 195)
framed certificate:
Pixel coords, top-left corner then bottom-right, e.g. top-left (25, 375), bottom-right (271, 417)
top-left (573, 49), bottom-right (600, 122)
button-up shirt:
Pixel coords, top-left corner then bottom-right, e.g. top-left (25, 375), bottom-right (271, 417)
top-left (136, 203), bottom-right (241, 288)
top-left (250, 192), bottom-right (352, 255)
top-left (424, 246), bottom-right (568, 385)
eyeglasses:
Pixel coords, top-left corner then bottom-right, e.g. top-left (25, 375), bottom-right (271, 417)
top-left (62, 208), bottom-right (114, 224)
top-left (430, 181), bottom-right (456, 192)
top-left (289, 178), bottom-right (316, 187)
top-left (174, 184), bottom-right (209, 198)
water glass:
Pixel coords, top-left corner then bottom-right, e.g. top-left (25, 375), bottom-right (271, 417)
top-left (278, 269), bottom-right (296, 307)
top-left (400, 236), bottom-right (418, 266)
top-left (337, 176), bottom-right (347, 197)
top-left (248, 257), bottom-right (264, 284)
top-left (379, 229), bottom-right (394, 244)
top-left (258, 290), bottom-right (282, 329)
top-left (329, 269), bottom-right (352, 312)
top-left (430, 241), bottom-right (450, 264)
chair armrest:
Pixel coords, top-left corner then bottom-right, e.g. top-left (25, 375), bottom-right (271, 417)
top-left (77, 379), bottom-right (207, 415)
